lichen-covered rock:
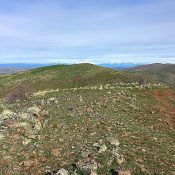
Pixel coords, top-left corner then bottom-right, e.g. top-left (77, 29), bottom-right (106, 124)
top-left (56, 168), bottom-right (69, 175)
top-left (98, 144), bottom-right (107, 153)
top-left (27, 106), bottom-right (41, 114)
top-left (0, 133), bottom-right (4, 140)
top-left (0, 109), bottom-right (17, 120)
top-left (45, 168), bottom-right (69, 175)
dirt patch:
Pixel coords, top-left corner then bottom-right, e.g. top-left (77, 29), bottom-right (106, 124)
top-left (150, 89), bottom-right (175, 129)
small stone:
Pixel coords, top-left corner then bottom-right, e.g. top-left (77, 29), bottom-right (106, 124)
top-left (142, 148), bottom-right (146, 153)
top-left (22, 138), bottom-right (31, 145)
top-left (116, 155), bottom-right (124, 165)
top-left (22, 160), bottom-right (34, 167)
top-left (93, 143), bottom-right (99, 147)
top-left (34, 117), bottom-right (42, 130)
top-left (28, 134), bottom-right (36, 139)
top-left (79, 96), bottom-right (83, 102)
top-left (56, 168), bottom-right (69, 175)
top-left (98, 144), bottom-right (107, 153)
top-left (59, 138), bottom-right (64, 142)
top-left (139, 165), bottom-right (146, 172)
top-left (0, 133), bottom-right (4, 140)
top-left (108, 138), bottom-right (120, 147)
top-left (112, 148), bottom-right (119, 156)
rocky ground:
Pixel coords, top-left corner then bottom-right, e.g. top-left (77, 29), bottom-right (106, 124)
top-left (0, 83), bottom-right (175, 175)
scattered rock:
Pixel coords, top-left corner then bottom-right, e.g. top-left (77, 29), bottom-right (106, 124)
top-left (0, 133), bottom-right (4, 140)
top-left (116, 155), bottom-right (124, 165)
top-left (27, 106), bottom-right (41, 114)
top-left (59, 138), bottom-right (64, 143)
top-left (108, 138), bottom-right (120, 147)
top-left (93, 143), bottom-right (99, 147)
top-left (28, 134), bottom-right (36, 139)
top-left (0, 109), bottom-right (17, 120)
top-left (22, 137), bottom-right (31, 145)
top-left (19, 112), bottom-right (30, 120)
top-left (56, 168), bottom-right (69, 175)
top-left (98, 144), bottom-right (107, 153)
top-left (21, 160), bottom-right (34, 167)
top-left (79, 96), bottom-right (83, 102)
top-left (33, 113), bottom-right (42, 130)
top-left (112, 148), bottom-right (119, 157)
top-left (47, 97), bottom-right (59, 104)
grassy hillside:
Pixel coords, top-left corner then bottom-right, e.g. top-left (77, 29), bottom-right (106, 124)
top-left (0, 63), bottom-right (138, 98)
top-left (0, 64), bottom-right (175, 175)
top-left (128, 63), bottom-right (175, 88)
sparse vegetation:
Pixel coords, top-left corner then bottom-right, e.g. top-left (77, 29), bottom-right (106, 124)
top-left (128, 63), bottom-right (175, 88)
top-left (5, 84), bottom-right (32, 103)
top-left (0, 64), bottom-right (174, 175)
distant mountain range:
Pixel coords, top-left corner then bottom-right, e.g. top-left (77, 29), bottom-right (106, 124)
top-left (0, 63), bottom-right (49, 68)
top-left (98, 63), bottom-right (140, 69)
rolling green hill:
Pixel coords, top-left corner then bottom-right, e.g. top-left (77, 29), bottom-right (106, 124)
top-left (0, 64), bottom-right (175, 175)
top-left (0, 63), bottom-right (138, 98)
top-left (128, 63), bottom-right (175, 88)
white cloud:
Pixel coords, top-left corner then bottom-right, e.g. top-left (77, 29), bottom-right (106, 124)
top-left (0, 0), bottom-right (174, 63)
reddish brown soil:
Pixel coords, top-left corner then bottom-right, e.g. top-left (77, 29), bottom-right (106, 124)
top-left (150, 89), bottom-right (175, 128)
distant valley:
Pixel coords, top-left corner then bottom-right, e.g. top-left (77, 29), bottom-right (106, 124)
top-left (0, 64), bottom-right (49, 74)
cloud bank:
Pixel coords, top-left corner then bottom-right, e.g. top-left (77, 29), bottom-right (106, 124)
top-left (0, 0), bottom-right (175, 63)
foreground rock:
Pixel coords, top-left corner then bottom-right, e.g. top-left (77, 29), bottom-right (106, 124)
top-left (44, 168), bottom-right (69, 175)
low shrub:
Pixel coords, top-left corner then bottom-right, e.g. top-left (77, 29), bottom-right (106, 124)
top-left (5, 84), bottom-right (33, 102)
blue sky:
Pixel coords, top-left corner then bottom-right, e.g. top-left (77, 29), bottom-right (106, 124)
top-left (0, 0), bottom-right (175, 64)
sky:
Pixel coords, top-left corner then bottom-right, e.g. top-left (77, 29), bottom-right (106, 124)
top-left (0, 0), bottom-right (175, 64)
